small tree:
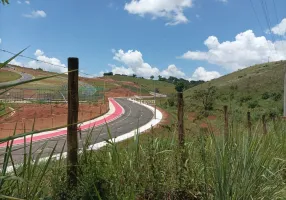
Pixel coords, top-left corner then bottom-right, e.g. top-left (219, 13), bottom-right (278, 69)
top-left (150, 75), bottom-right (154, 80)
top-left (193, 86), bottom-right (217, 114)
top-left (132, 74), bottom-right (137, 78)
top-left (175, 81), bottom-right (184, 93)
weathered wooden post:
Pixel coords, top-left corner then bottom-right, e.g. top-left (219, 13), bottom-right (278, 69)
top-left (247, 111), bottom-right (252, 136)
top-left (67, 57), bottom-right (79, 189)
top-left (262, 115), bottom-right (267, 135)
top-left (224, 106), bottom-right (229, 140)
top-left (178, 92), bottom-right (184, 146)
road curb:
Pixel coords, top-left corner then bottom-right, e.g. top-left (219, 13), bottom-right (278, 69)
top-left (0, 98), bottom-right (124, 147)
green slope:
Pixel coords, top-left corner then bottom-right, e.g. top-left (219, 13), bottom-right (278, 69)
top-left (185, 60), bottom-right (286, 119)
top-left (106, 75), bottom-right (176, 95)
top-left (0, 70), bottom-right (22, 83)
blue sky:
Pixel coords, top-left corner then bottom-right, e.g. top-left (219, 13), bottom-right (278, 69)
top-left (0, 0), bottom-right (286, 80)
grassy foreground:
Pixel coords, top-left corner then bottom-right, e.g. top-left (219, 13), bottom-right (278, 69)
top-left (1, 114), bottom-right (286, 199)
top-left (0, 70), bottom-right (22, 83)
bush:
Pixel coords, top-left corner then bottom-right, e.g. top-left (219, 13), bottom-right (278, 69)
top-left (261, 92), bottom-right (270, 100)
top-left (271, 92), bottom-right (282, 101)
top-left (248, 100), bottom-right (259, 109)
top-left (167, 98), bottom-right (174, 107)
top-left (239, 96), bottom-right (252, 103)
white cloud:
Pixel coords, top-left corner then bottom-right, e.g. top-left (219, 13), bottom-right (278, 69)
top-left (190, 67), bottom-right (221, 81)
top-left (9, 59), bottom-right (23, 66)
top-left (110, 64), bottom-right (135, 76)
top-left (27, 49), bottom-right (67, 73)
top-left (111, 49), bottom-right (199, 80)
top-left (25, 1), bottom-right (30, 4)
top-left (23, 10), bottom-right (47, 18)
top-left (35, 49), bottom-right (44, 57)
top-left (112, 49), bottom-right (160, 77)
top-left (180, 30), bottom-right (286, 71)
top-left (124, 0), bottom-right (192, 25)
top-left (161, 64), bottom-right (185, 78)
top-left (271, 18), bottom-right (286, 36)
top-left (0, 38), bottom-right (2, 44)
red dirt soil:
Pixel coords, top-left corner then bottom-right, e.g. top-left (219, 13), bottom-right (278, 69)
top-left (0, 103), bottom-right (108, 138)
top-left (0, 87), bottom-right (138, 138)
top-left (105, 87), bottom-right (137, 98)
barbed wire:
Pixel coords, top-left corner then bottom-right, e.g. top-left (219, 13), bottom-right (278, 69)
top-left (0, 48), bottom-right (101, 79)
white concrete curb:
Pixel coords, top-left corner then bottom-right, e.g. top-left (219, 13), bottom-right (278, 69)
top-left (88, 98), bottom-right (162, 150)
top-left (5, 98), bottom-right (162, 172)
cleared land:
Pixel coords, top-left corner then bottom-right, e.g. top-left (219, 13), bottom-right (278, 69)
top-left (0, 70), bottom-right (22, 83)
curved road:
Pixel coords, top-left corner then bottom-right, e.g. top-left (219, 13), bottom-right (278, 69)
top-left (0, 98), bottom-right (154, 164)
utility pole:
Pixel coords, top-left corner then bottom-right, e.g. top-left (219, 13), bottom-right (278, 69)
top-left (153, 78), bottom-right (156, 119)
top-left (67, 57), bottom-right (79, 190)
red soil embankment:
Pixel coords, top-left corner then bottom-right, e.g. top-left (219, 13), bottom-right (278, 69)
top-left (0, 103), bottom-right (108, 138)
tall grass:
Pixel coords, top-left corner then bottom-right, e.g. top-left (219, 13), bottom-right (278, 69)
top-left (1, 116), bottom-right (284, 199)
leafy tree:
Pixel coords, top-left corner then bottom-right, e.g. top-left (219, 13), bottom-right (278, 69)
top-left (103, 72), bottom-right (113, 76)
top-left (150, 75), bottom-right (154, 80)
top-left (175, 81), bottom-right (184, 92)
top-left (132, 74), bottom-right (137, 78)
top-left (193, 86), bottom-right (217, 112)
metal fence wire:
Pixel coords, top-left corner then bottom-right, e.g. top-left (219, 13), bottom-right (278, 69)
top-left (0, 87), bottom-right (104, 103)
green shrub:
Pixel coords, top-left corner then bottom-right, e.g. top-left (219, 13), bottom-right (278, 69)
top-left (248, 100), bottom-right (259, 109)
top-left (262, 92), bottom-right (270, 100)
top-left (167, 98), bottom-right (174, 107)
top-left (239, 96), bottom-right (252, 103)
top-left (271, 92), bottom-right (282, 101)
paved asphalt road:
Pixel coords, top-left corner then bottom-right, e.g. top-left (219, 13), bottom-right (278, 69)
top-left (0, 68), bottom-right (33, 87)
top-left (0, 98), bottom-right (154, 164)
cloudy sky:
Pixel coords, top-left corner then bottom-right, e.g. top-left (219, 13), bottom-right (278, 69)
top-left (0, 0), bottom-right (286, 81)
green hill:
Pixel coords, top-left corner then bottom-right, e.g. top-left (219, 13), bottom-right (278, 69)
top-left (184, 60), bottom-right (286, 120)
top-left (0, 70), bottom-right (22, 83)
top-left (105, 75), bottom-right (176, 95)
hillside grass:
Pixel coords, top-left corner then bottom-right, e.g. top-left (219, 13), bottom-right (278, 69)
top-left (0, 70), bottom-right (22, 83)
top-left (107, 75), bottom-right (176, 95)
top-left (185, 60), bottom-right (286, 119)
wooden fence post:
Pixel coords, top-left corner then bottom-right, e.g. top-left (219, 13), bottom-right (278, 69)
top-left (67, 57), bottom-right (79, 190)
top-left (247, 111), bottom-right (252, 136)
top-left (224, 106), bottom-right (229, 140)
top-left (178, 92), bottom-right (184, 146)
top-left (262, 115), bottom-right (267, 135)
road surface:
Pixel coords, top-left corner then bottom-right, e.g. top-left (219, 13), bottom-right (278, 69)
top-left (0, 98), bottom-right (154, 164)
